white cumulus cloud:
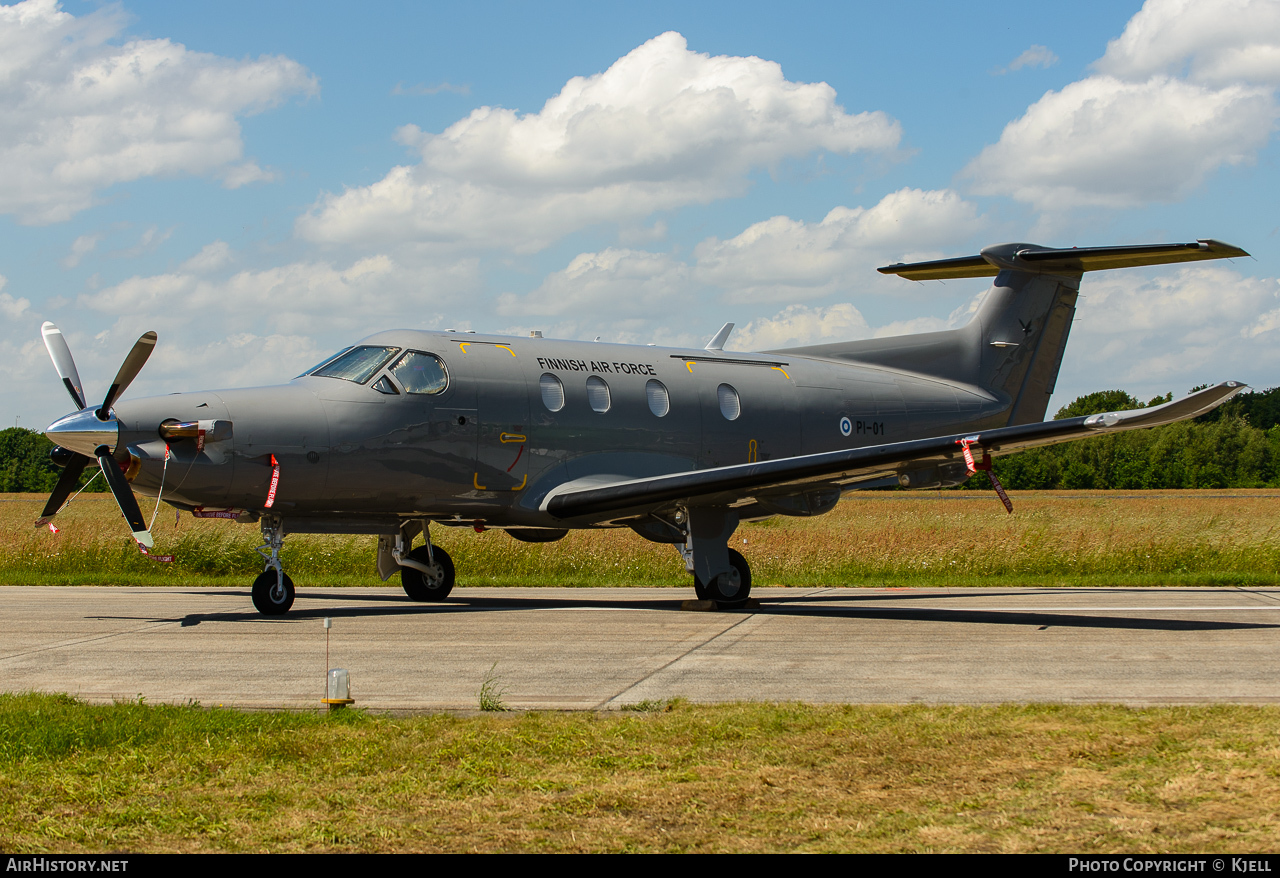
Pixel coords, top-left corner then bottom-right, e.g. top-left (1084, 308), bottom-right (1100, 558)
top-left (735, 303), bottom-right (871, 350)
top-left (694, 188), bottom-right (982, 302)
top-left (179, 240), bottom-right (234, 274)
top-left (1001, 45), bottom-right (1059, 73)
top-left (1058, 265), bottom-right (1280, 398)
top-left (0, 272), bottom-right (31, 320)
top-left (1096, 0), bottom-right (1280, 86)
top-left (964, 75), bottom-right (1275, 209)
top-left (497, 248), bottom-right (690, 320)
top-left (81, 254), bottom-right (479, 338)
top-left (297, 31), bottom-right (901, 252)
top-left (0, 0), bottom-right (317, 224)
top-left (62, 233), bottom-right (100, 268)
top-left (965, 0), bottom-right (1280, 212)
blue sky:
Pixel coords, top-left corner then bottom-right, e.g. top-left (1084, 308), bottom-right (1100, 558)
top-left (2, 0), bottom-right (1277, 431)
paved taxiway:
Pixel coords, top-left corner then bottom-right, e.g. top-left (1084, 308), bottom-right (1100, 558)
top-left (3, 585), bottom-right (1279, 709)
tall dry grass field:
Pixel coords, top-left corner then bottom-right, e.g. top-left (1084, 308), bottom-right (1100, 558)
top-left (1, 489), bottom-right (1277, 587)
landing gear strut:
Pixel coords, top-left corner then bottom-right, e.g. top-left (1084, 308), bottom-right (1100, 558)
top-left (675, 507), bottom-right (752, 607)
top-left (390, 522), bottom-right (455, 602)
top-left (252, 515), bottom-right (294, 615)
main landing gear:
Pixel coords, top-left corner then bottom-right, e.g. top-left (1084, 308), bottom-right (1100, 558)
top-left (694, 548), bottom-right (751, 604)
top-left (376, 521), bottom-right (455, 602)
top-left (676, 507), bottom-right (752, 608)
top-left (399, 543), bottom-right (455, 602)
top-left (252, 516), bottom-right (294, 616)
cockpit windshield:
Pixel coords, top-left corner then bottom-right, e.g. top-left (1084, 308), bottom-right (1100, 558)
top-left (296, 347), bottom-right (352, 379)
top-left (310, 346), bottom-right (401, 384)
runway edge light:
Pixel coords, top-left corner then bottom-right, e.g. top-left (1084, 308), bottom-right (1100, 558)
top-left (321, 616), bottom-right (354, 710)
top-left (324, 668), bottom-right (354, 710)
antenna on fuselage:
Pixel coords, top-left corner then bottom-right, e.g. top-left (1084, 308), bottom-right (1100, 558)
top-left (704, 323), bottom-right (734, 351)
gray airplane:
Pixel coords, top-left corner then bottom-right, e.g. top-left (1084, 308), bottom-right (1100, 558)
top-left (37, 239), bottom-right (1249, 615)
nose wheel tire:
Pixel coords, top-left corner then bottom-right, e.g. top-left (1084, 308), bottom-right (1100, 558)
top-left (252, 569), bottom-right (295, 616)
top-left (401, 545), bottom-right (455, 601)
top-left (693, 547), bottom-right (751, 607)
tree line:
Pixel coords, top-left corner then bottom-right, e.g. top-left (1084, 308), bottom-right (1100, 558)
top-left (960, 386), bottom-right (1280, 490)
top-left (0, 428), bottom-right (107, 494)
top-left (2, 385), bottom-right (1278, 493)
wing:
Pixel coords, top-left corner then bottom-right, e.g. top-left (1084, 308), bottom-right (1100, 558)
top-left (543, 381), bottom-right (1245, 521)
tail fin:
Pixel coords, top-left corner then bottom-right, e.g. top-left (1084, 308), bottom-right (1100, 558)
top-left (774, 239), bottom-right (1248, 426)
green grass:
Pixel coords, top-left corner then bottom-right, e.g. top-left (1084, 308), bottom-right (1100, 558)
top-left (477, 663), bottom-right (510, 712)
top-left (4, 693), bottom-right (1280, 853)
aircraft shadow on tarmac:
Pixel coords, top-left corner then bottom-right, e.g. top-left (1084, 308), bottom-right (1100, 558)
top-left (101, 588), bottom-right (1280, 633)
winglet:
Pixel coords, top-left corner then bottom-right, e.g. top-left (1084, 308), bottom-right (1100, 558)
top-left (1082, 381), bottom-right (1247, 431)
top-left (705, 323), bottom-right (734, 351)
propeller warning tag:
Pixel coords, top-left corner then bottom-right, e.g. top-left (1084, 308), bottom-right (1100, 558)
top-left (193, 507), bottom-right (247, 520)
top-left (137, 544), bottom-right (175, 563)
top-left (958, 437), bottom-right (1013, 514)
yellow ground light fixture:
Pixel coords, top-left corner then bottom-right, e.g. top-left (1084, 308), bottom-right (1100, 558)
top-left (321, 617), bottom-right (354, 709)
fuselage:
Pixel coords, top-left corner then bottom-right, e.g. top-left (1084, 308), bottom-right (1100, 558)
top-left (100, 329), bottom-right (1010, 528)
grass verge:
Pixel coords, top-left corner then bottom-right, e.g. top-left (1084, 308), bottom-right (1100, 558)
top-left (3, 693), bottom-right (1280, 853)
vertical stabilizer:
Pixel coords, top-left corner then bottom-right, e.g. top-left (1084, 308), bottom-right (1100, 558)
top-left (770, 243), bottom-right (1081, 425)
top-left (772, 239), bottom-right (1248, 427)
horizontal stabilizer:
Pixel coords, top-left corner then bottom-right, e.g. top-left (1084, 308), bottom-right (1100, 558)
top-left (879, 239), bottom-right (1249, 281)
top-left (876, 255), bottom-right (998, 281)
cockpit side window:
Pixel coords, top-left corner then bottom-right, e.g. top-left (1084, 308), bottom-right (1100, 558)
top-left (311, 346), bottom-right (401, 384)
top-left (389, 351), bottom-right (449, 394)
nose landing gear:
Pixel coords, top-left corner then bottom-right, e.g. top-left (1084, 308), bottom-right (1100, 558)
top-left (252, 568), bottom-right (295, 615)
top-left (252, 516), bottom-right (294, 616)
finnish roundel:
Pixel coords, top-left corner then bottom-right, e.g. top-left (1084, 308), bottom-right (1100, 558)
top-left (839, 416), bottom-right (852, 437)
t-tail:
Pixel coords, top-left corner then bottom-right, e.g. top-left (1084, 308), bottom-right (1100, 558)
top-left (772, 239), bottom-right (1249, 426)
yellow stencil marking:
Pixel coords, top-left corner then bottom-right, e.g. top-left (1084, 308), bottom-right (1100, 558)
top-left (458, 342), bottom-right (471, 353)
top-left (748, 439), bottom-right (758, 463)
top-left (499, 432), bottom-right (527, 444)
top-left (512, 474), bottom-right (527, 491)
top-left (473, 473), bottom-right (486, 490)
top-left (771, 366), bottom-right (790, 379)
top-left (686, 361), bottom-right (696, 373)
top-left (495, 344), bottom-right (515, 357)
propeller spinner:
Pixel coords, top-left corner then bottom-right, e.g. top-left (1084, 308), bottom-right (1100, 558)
top-left (36, 323), bottom-right (159, 548)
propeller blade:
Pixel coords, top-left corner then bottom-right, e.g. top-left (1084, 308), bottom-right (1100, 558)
top-left (100, 330), bottom-right (157, 415)
top-left (34, 452), bottom-right (91, 527)
top-left (41, 322), bottom-right (86, 410)
top-left (96, 448), bottom-right (154, 548)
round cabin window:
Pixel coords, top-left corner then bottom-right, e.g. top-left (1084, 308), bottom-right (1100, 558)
top-left (540, 372), bottom-right (565, 412)
top-left (646, 379), bottom-right (670, 417)
top-left (586, 376), bottom-right (611, 413)
top-left (717, 383), bottom-right (740, 421)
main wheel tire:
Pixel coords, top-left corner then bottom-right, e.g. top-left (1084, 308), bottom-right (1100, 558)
top-left (693, 547), bottom-right (751, 607)
top-left (252, 569), bottom-right (295, 616)
top-left (401, 545), bottom-right (455, 601)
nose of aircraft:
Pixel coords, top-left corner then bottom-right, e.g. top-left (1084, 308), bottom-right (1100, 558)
top-left (44, 408), bottom-right (119, 458)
